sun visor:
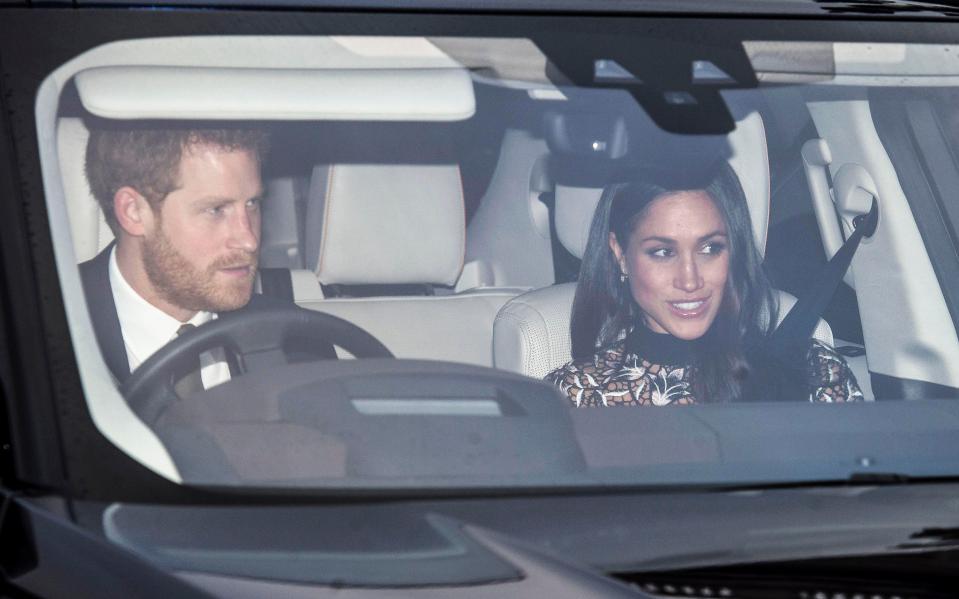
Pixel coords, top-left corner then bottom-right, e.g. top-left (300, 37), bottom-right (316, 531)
top-left (745, 41), bottom-right (959, 86)
top-left (74, 65), bottom-right (475, 121)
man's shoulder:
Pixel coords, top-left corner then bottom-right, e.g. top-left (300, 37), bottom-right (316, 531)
top-left (78, 245), bottom-right (114, 294)
top-left (79, 244), bottom-right (112, 269)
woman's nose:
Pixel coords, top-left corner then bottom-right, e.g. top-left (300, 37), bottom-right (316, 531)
top-left (675, 255), bottom-right (704, 292)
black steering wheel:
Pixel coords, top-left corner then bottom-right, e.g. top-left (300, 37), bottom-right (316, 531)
top-left (121, 307), bottom-right (393, 424)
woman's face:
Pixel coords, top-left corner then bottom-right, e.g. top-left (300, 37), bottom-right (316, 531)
top-left (609, 190), bottom-right (730, 340)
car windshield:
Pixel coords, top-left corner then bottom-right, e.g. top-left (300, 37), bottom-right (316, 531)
top-left (36, 32), bottom-right (959, 490)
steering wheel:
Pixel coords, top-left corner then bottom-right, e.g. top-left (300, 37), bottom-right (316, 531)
top-left (121, 307), bottom-right (393, 424)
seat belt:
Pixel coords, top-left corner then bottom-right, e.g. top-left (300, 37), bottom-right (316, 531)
top-left (767, 198), bottom-right (879, 368)
top-left (741, 199), bottom-right (877, 403)
top-left (258, 268), bottom-right (295, 302)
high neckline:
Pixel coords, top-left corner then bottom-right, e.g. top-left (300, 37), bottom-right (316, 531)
top-left (625, 322), bottom-right (697, 365)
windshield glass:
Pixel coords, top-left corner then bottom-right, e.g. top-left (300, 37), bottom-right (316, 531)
top-left (37, 33), bottom-right (959, 490)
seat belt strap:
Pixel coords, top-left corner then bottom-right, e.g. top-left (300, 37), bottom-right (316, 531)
top-left (258, 268), bottom-right (295, 302)
top-left (769, 199), bottom-right (878, 365)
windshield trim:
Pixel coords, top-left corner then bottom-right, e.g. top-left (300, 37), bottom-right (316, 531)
top-left (67, 0), bottom-right (959, 20)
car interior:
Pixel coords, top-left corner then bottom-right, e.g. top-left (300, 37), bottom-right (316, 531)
top-left (35, 35), bottom-right (959, 485)
top-left (54, 38), bottom-right (857, 370)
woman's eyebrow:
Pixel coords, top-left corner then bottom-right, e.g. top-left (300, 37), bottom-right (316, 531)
top-left (639, 235), bottom-right (677, 244)
top-left (698, 230), bottom-right (728, 242)
top-left (639, 231), bottom-right (728, 244)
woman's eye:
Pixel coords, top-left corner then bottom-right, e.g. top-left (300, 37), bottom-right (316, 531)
top-left (648, 247), bottom-right (673, 258)
top-left (701, 242), bottom-right (726, 255)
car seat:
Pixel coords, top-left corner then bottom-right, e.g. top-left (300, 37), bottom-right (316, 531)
top-left (297, 162), bottom-right (528, 367)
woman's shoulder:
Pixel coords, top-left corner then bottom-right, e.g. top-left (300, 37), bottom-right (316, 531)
top-left (805, 338), bottom-right (850, 367)
top-left (805, 338), bottom-right (864, 402)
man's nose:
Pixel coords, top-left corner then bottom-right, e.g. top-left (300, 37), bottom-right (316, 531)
top-left (227, 208), bottom-right (259, 253)
top-left (674, 254), bottom-right (704, 293)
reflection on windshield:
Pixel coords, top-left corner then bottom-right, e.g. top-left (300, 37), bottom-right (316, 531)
top-left (41, 35), bottom-right (959, 487)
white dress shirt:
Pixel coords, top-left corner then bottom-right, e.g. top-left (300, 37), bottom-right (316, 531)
top-left (109, 247), bottom-right (231, 389)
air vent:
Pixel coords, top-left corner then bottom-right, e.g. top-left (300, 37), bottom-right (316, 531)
top-left (627, 576), bottom-right (940, 599)
top-left (633, 581), bottom-right (735, 597)
top-left (617, 570), bottom-right (952, 599)
top-left (615, 549), bottom-right (959, 598)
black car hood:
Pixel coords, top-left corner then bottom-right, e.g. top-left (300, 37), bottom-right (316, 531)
top-left (80, 481), bottom-right (959, 591)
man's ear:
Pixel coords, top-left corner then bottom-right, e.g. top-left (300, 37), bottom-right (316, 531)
top-left (113, 186), bottom-right (155, 237)
top-left (608, 232), bottom-right (627, 274)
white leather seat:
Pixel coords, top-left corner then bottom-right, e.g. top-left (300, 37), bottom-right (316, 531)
top-left (298, 163), bottom-right (526, 367)
top-left (259, 176), bottom-right (309, 269)
top-left (59, 117), bottom-right (114, 262)
top-left (493, 112), bottom-right (834, 379)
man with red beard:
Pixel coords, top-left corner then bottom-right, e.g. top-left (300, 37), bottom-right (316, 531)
top-left (80, 126), bottom-right (332, 389)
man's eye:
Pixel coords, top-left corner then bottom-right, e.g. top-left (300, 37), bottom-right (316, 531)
top-left (246, 198), bottom-right (261, 210)
top-left (206, 205), bottom-right (226, 216)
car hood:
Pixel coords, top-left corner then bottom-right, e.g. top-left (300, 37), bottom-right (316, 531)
top-left (69, 481), bottom-right (959, 593)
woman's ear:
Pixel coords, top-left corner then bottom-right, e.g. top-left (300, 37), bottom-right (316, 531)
top-left (608, 232), bottom-right (627, 274)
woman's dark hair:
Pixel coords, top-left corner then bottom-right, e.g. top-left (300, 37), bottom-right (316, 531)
top-left (569, 162), bottom-right (778, 402)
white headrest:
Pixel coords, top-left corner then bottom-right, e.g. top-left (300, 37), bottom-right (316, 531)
top-left (554, 111), bottom-right (770, 259)
top-left (306, 164), bottom-right (465, 286)
top-left (554, 186), bottom-right (603, 262)
top-left (58, 118), bottom-right (115, 262)
top-left (728, 111), bottom-right (770, 254)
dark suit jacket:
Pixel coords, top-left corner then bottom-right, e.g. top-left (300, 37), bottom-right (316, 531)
top-left (79, 244), bottom-right (335, 384)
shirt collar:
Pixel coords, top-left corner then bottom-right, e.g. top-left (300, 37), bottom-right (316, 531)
top-left (109, 246), bottom-right (215, 367)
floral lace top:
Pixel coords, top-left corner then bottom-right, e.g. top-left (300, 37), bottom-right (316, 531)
top-left (545, 326), bottom-right (864, 406)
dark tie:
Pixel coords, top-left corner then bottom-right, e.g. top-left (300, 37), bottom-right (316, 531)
top-left (173, 323), bottom-right (204, 398)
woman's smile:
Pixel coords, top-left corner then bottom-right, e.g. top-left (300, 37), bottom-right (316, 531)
top-left (666, 296), bottom-right (711, 318)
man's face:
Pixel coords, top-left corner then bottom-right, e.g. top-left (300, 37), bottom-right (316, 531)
top-left (142, 144), bottom-right (263, 314)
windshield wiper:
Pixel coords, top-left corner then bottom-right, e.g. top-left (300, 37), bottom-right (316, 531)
top-left (720, 471), bottom-right (928, 493)
top-left (846, 471), bottom-right (911, 484)
top-left (815, 0), bottom-right (959, 16)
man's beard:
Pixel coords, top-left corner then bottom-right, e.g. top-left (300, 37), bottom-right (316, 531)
top-left (142, 225), bottom-right (257, 314)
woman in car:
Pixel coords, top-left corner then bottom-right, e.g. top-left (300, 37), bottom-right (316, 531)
top-left (545, 163), bottom-right (863, 406)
